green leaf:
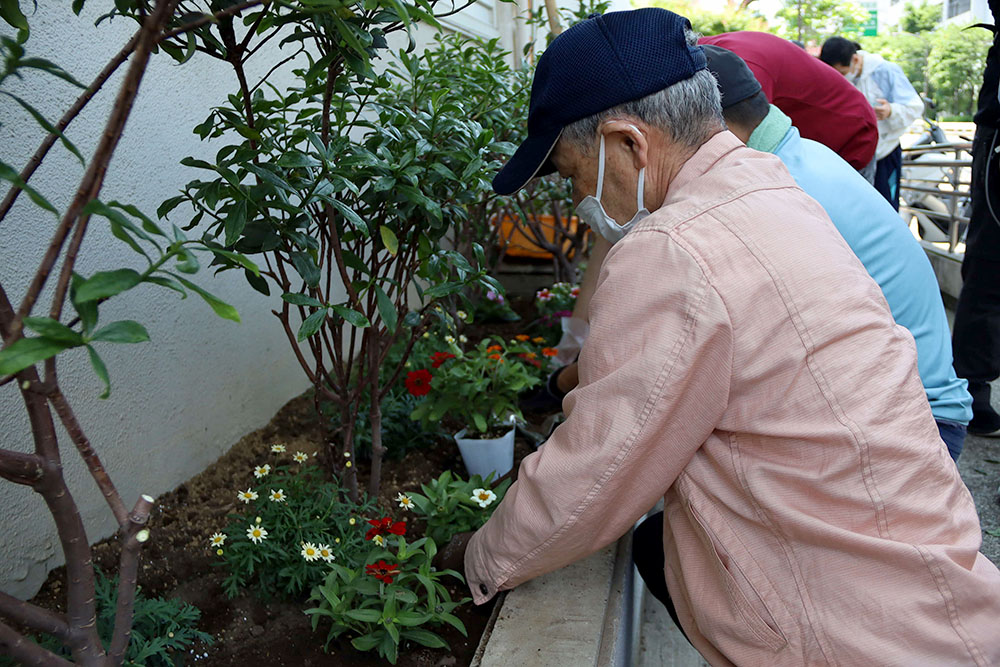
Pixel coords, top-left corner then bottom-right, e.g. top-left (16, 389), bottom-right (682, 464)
top-left (282, 292), bottom-right (323, 308)
top-left (393, 589), bottom-right (418, 604)
top-left (325, 198), bottom-right (369, 236)
top-left (1, 0), bottom-right (29, 31)
top-left (401, 628), bottom-right (447, 649)
top-left (70, 272), bottom-right (98, 333)
top-left (379, 226), bottom-right (398, 255)
top-left (0, 337), bottom-right (74, 375)
top-left (329, 304), bottom-right (370, 328)
top-left (0, 161), bottom-right (57, 215)
top-left (23, 317), bottom-right (83, 345)
top-left (297, 308), bottom-right (327, 341)
top-left (351, 632), bottom-right (382, 651)
top-left (290, 251), bottom-right (320, 287)
top-left (472, 412), bottom-right (487, 433)
top-left (439, 612), bottom-right (467, 636)
top-left (173, 275), bottom-right (240, 323)
top-left (1, 91), bottom-right (84, 164)
top-left (75, 269), bottom-right (142, 303)
top-left (245, 269), bottom-right (269, 296)
top-left (175, 247), bottom-right (200, 274)
top-left (144, 274), bottom-right (187, 298)
top-left (422, 281), bottom-right (463, 301)
top-left (90, 320), bottom-right (150, 344)
top-left (375, 286), bottom-right (396, 334)
top-left (85, 344), bottom-right (111, 399)
top-left (344, 608), bottom-right (381, 623)
top-left (394, 610), bottom-right (430, 627)
top-left (208, 247), bottom-right (260, 276)
top-left (224, 199), bottom-right (248, 247)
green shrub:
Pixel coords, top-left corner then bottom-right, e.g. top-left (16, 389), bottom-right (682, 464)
top-left (306, 534), bottom-right (467, 665)
top-left (0, 569), bottom-right (212, 667)
top-left (214, 456), bottom-right (377, 600)
top-left (406, 471), bottom-right (512, 546)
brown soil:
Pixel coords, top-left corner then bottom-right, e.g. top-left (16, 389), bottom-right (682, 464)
top-left (27, 392), bottom-right (538, 666)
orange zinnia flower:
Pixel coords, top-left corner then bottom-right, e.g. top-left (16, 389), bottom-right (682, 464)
top-left (532, 337), bottom-right (545, 344)
top-left (488, 353), bottom-right (504, 362)
top-left (541, 347), bottom-right (558, 357)
top-left (486, 345), bottom-right (503, 352)
top-left (515, 334), bottom-right (531, 341)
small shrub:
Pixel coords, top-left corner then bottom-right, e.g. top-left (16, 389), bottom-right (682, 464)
top-left (306, 533), bottom-right (468, 665)
top-left (214, 455), bottom-right (377, 600)
top-left (0, 569), bottom-right (213, 667)
top-left (408, 337), bottom-right (543, 436)
top-left (406, 471), bottom-right (512, 546)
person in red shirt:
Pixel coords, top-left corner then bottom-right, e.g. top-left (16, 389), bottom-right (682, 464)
top-left (700, 31), bottom-right (877, 174)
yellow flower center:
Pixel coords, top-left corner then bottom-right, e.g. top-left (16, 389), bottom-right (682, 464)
top-left (479, 493), bottom-right (489, 500)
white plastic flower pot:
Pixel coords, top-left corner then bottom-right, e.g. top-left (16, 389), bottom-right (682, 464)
top-left (453, 426), bottom-right (515, 480)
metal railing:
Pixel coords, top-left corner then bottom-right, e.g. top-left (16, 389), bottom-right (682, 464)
top-left (899, 141), bottom-right (973, 255)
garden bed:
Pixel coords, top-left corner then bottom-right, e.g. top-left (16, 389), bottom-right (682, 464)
top-left (26, 392), bottom-right (537, 666)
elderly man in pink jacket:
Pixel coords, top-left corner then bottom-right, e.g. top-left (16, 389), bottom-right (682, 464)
top-left (462, 8), bottom-right (1000, 665)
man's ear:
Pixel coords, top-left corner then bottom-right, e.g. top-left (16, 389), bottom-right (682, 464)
top-left (600, 120), bottom-right (649, 171)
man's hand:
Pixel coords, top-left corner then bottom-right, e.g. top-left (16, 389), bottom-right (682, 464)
top-left (874, 98), bottom-right (892, 120)
top-left (433, 531), bottom-right (474, 575)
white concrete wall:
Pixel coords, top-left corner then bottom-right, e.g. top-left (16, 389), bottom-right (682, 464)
top-left (0, 1), bottom-right (541, 600)
top-left (0, 6), bottom-right (313, 599)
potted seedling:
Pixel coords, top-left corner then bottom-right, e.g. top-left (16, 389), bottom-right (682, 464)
top-left (408, 337), bottom-right (542, 478)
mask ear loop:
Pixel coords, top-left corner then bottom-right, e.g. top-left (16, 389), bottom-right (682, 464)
top-left (637, 166), bottom-right (645, 212)
top-left (596, 133), bottom-right (606, 201)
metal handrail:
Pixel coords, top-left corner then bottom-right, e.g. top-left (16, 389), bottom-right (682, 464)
top-left (900, 141), bottom-right (973, 255)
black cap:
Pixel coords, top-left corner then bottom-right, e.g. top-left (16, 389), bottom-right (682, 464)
top-left (702, 45), bottom-right (762, 110)
top-left (492, 8), bottom-right (707, 196)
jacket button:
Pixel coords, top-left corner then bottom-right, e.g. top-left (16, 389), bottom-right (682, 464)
top-left (479, 583), bottom-right (489, 595)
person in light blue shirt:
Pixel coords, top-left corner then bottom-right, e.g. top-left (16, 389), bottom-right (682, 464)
top-left (705, 45), bottom-right (973, 459)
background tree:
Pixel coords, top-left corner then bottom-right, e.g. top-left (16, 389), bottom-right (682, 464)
top-left (776, 0), bottom-right (868, 44)
top-left (645, 0), bottom-right (770, 35)
top-left (926, 23), bottom-right (993, 118)
top-left (900, 0), bottom-right (941, 33)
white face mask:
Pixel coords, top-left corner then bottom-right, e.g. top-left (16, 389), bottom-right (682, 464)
top-left (575, 131), bottom-right (649, 244)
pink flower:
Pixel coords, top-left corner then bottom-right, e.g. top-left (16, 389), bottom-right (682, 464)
top-left (536, 288), bottom-right (552, 302)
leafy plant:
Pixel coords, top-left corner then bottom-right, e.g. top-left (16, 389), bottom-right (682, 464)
top-left (408, 337), bottom-right (542, 436)
top-left (306, 534), bottom-right (468, 665)
top-left (407, 470), bottom-right (512, 546)
top-left (0, 569), bottom-right (213, 667)
top-left (215, 456), bottom-right (377, 600)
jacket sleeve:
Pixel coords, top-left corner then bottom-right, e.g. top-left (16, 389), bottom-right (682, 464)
top-left (464, 226), bottom-right (733, 604)
top-left (881, 62), bottom-right (924, 134)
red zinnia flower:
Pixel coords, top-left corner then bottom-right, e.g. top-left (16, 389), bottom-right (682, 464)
top-left (541, 347), bottom-right (558, 357)
top-left (430, 351), bottom-right (455, 368)
top-left (405, 369), bottom-right (432, 396)
top-left (365, 516), bottom-right (407, 541)
top-left (366, 560), bottom-right (401, 584)
top-left (488, 353), bottom-right (504, 362)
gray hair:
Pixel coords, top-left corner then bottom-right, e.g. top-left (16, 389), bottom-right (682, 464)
top-left (561, 30), bottom-right (724, 153)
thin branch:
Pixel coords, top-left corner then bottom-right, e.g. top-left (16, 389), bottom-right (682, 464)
top-left (0, 30), bottom-right (141, 227)
top-left (108, 495), bottom-right (154, 666)
top-left (0, 591), bottom-right (69, 641)
top-left (0, 620), bottom-right (73, 667)
top-left (47, 388), bottom-right (129, 526)
top-left (0, 448), bottom-right (44, 486)
top-left (158, 0), bottom-right (267, 42)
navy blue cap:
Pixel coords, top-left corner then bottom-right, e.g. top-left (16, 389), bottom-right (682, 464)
top-left (492, 8), bottom-right (707, 196)
top-left (702, 45), bottom-right (762, 109)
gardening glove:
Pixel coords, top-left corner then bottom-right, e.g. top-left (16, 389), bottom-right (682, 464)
top-left (433, 531), bottom-right (474, 575)
top-left (517, 365), bottom-right (569, 415)
top-left (555, 316), bottom-right (589, 367)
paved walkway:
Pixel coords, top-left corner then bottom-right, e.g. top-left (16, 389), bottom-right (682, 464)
top-left (638, 382), bottom-right (1000, 665)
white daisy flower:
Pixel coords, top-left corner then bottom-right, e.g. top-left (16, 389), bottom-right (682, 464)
top-left (253, 464), bottom-right (271, 479)
top-left (471, 488), bottom-right (497, 508)
top-left (269, 489), bottom-right (286, 503)
top-left (292, 451), bottom-right (308, 463)
top-left (317, 544), bottom-right (335, 562)
top-left (301, 542), bottom-right (320, 561)
top-left (209, 532), bottom-right (226, 547)
top-left (396, 493), bottom-right (414, 510)
top-left (373, 534), bottom-right (385, 547)
top-left (457, 310), bottom-right (467, 320)
top-left (270, 444), bottom-right (286, 453)
top-left (237, 489), bottom-right (258, 504)
top-left (444, 335), bottom-right (456, 344)
top-left (246, 524), bottom-right (268, 544)
top-left (422, 332), bottom-right (430, 338)
top-left (459, 335), bottom-right (468, 343)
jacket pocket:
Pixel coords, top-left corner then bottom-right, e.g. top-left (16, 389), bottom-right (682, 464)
top-left (687, 500), bottom-right (788, 652)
